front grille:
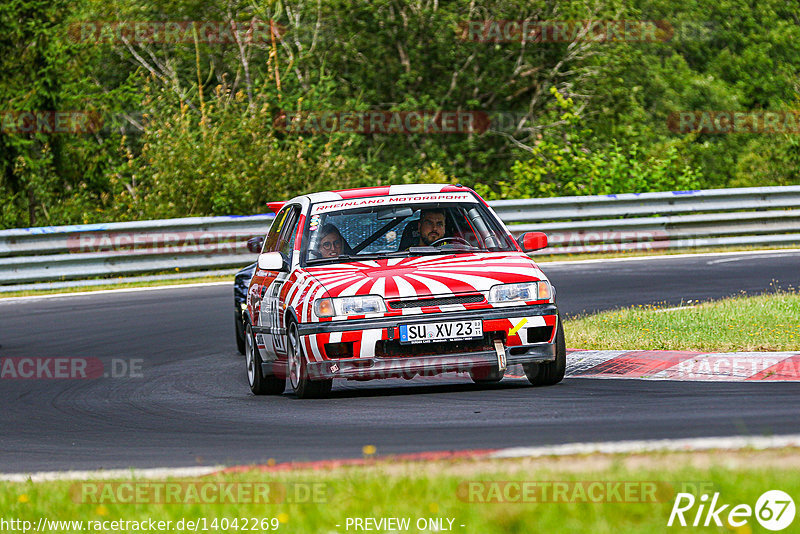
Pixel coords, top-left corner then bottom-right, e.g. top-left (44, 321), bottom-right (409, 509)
top-left (375, 332), bottom-right (503, 358)
top-left (388, 294), bottom-right (484, 309)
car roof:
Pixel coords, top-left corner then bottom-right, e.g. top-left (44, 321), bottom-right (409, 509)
top-left (265, 184), bottom-right (476, 213)
top-left (306, 183), bottom-right (471, 203)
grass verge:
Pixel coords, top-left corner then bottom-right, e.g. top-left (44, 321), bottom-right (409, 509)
top-left (565, 290), bottom-right (800, 351)
top-left (2, 449), bottom-right (798, 533)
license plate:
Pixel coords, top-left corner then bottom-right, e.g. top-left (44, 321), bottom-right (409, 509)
top-left (399, 320), bottom-right (483, 344)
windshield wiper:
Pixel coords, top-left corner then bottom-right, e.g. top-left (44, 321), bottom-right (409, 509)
top-left (404, 246), bottom-right (453, 255)
top-left (408, 245), bottom-right (489, 255)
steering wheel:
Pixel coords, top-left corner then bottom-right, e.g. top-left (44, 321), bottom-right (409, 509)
top-left (428, 236), bottom-right (472, 247)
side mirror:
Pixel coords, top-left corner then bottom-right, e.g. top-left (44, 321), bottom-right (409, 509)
top-left (257, 251), bottom-right (288, 271)
top-left (247, 236), bottom-right (264, 253)
top-left (518, 232), bottom-right (548, 252)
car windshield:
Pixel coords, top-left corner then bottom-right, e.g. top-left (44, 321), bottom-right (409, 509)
top-left (303, 192), bottom-right (517, 264)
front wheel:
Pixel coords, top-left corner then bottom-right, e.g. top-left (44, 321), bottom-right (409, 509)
top-left (523, 318), bottom-right (566, 386)
top-left (245, 323), bottom-right (286, 395)
top-left (287, 323), bottom-right (332, 399)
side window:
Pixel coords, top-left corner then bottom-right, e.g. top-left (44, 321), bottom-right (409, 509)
top-left (278, 207), bottom-right (301, 261)
top-left (263, 208), bottom-right (290, 253)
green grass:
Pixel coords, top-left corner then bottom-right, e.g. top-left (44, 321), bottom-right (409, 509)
top-left (2, 450), bottom-right (798, 533)
top-left (565, 290), bottom-right (800, 351)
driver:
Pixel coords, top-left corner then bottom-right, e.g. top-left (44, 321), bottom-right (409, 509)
top-left (417, 209), bottom-right (446, 246)
top-left (317, 223), bottom-right (344, 258)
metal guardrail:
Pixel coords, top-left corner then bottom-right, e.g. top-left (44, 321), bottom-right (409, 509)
top-left (499, 185), bottom-right (800, 254)
top-left (1, 185), bottom-right (799, 287)
top-left (0, 214), bottom-right (275, 285)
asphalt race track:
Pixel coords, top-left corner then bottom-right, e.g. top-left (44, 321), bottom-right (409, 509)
top-left (544, 250), bottom-right (800, 317)
top-left (2, 251), bottom-right (800, 473)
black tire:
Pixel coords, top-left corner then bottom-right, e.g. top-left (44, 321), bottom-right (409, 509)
top-left (523, 318), bottom-right (566, 386)
top-left (235, 312), bottom-right (246, 355)
top-left (469, 366), bottom-right (505, 384)
top-left (245, 323), bottom-right (286, 395)
top-left (287, 322), bottom-right (332, 399)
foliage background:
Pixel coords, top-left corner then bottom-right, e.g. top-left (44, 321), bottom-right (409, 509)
top-left (1, 0), bottom-right (799, 228)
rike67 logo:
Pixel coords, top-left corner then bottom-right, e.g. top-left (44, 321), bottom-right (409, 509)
top-left (668, 490), bottom-right (795, 531)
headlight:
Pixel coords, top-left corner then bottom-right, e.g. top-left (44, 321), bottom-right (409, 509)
top-left (314, 295), bottom-right (387, 318)
top-left (488, 281), bottom-right (550, 303)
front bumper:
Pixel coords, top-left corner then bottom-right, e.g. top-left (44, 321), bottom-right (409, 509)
top-left (263, 303), bottom-right (559, 380)
top-left (264, 343), bottom-right (554, 380)
top-left (296, 303), bottom-right (558, 336)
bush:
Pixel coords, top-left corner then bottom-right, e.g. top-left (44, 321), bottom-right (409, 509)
top-left (476, 89), bottom-right (703, 200)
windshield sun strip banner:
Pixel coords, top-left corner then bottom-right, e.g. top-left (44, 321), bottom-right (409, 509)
top-left (310, 192), bottom-right (477, 214)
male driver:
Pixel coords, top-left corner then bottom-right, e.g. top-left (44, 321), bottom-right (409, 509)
top-left (418, 209), bottom-right (446, 246)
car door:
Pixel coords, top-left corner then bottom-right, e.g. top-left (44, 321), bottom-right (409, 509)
top-left (250, 206), bottom-right (289, 359)
top-left (258, 205), bottom-right (301, 360)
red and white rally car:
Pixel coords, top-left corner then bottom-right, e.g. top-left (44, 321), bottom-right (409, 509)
top-left (244, 184), bottom-right (565, 398)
